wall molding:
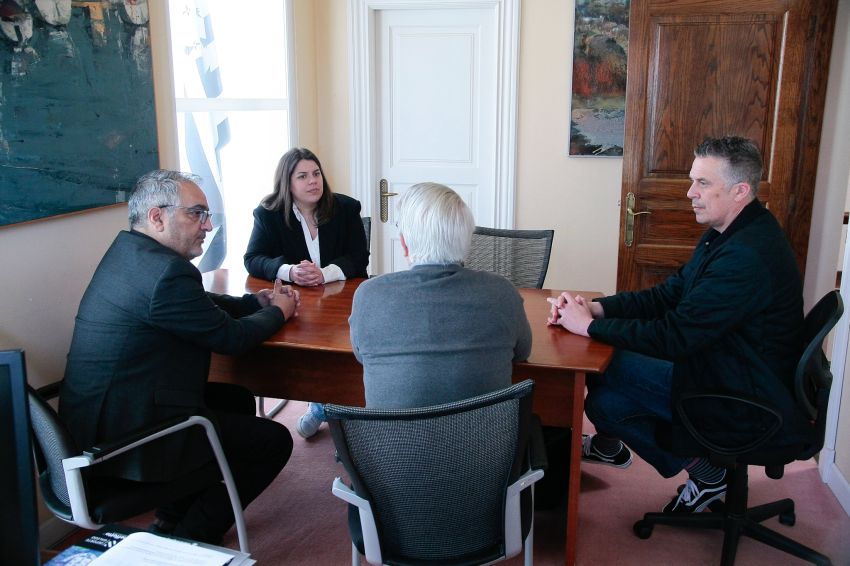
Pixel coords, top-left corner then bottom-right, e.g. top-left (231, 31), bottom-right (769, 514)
top-left (821, 457), bottom-right (850, 518)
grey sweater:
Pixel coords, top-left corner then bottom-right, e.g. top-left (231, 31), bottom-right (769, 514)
top-left (349, 264), bottom-right (532, 408)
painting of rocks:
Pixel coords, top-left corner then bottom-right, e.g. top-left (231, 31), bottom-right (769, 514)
top-left (569, 0), bottom-right (629, 156)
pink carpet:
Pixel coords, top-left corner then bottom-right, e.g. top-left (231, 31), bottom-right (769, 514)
top-left (117, 400), bottom-right (850, 565)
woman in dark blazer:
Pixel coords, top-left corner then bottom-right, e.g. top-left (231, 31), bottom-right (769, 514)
top-left (244, 147), bottom-right (369, 437)
top-left (244, 147), bottom-right (369, 285)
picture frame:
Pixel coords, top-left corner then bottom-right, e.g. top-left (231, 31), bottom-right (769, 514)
top-left (568, 0), bottom-right (630, 157)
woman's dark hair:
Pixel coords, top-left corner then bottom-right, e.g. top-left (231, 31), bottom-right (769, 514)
top-left (261, 147), bottom-right (335, 229)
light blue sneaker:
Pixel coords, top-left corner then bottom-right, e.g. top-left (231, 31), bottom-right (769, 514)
top-left (296, 402), bottom-right (324, 438)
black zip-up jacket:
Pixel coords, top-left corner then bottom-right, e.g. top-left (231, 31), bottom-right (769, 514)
top-left (589, 200), bottom-right (810, 455)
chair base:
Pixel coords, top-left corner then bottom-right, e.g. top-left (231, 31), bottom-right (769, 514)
top-left (633, 497), bottom-right (831, 566)
top-left (257, 397), bottom-right (287, 419)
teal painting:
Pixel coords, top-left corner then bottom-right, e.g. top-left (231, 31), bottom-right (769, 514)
top-left (0, 0), bottom-right (158, 226)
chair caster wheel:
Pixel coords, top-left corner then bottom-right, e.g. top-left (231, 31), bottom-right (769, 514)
top-left (633, 520), bottom-right (653, 539)
top-left (779, 510), bottom-right (796, 526)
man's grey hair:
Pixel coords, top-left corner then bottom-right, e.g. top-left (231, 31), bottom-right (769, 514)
top-left (128, 170), bottom-right (201, 228)
top-left (694, 136), bottom-right (763, 197)
top-left (396, 182), bottom-right (475, 265)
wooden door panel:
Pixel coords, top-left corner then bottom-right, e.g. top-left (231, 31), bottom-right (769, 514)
top-left (618, 0), bottom-right (837, 292)
top-left (646, 16), bottom-right (777, 175)
top-left (632, 251), bottom-right (686, 289)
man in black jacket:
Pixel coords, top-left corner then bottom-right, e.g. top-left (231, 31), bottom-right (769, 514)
top-left (61, 170), bottom-right (300, 543)
top-left (549, 136), bottom-right (807, 513)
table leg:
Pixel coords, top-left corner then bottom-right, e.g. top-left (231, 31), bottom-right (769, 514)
top-left (564, 371), bottom-right (586, 566)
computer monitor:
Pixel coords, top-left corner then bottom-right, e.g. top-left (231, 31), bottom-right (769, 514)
top-left (0, 350), bottom-right (41, 565)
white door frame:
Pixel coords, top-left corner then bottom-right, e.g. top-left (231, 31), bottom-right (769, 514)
top-left (348, 0), bottom-right (520, 230)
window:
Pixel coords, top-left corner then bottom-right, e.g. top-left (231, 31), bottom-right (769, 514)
top-left (168, 0), bottom-right (296, 271)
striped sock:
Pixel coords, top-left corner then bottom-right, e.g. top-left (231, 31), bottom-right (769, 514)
top-left (591, 433), bottom-right (623, 456)
top-left (685, 458), bottom-right (726, 484)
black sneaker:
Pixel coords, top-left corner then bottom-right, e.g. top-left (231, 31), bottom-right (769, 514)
top-left (662, 475), bottom-right (727, 513)
top-left (581, 434), bottom-right (632, 468)
top-left (149, 517), bottom-right (177, 535)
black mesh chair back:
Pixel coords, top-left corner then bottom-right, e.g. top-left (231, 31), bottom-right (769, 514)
top-left (28, 385), bottom-right (77, 519)
top-left (796, 290), bottom-right (843, 429)
top-left (326, 380), bottom-right (539, 565)
top-left (465, 227), bottom-right (554, 288)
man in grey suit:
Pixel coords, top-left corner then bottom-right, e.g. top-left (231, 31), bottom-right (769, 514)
top-left (349, 182), bottom-right (532, 409)
top-left (60, 170), bottom-right (299, 544)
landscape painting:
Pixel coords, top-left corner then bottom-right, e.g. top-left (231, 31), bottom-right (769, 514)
top-left (569, 0), bottom-right (629, 156)
top-left (0, 0), bottom-right (158, 226)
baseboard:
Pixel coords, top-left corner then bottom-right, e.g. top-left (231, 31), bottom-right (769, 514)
top-left (824, 460), bottom-right (850, 518)
top-left (39, 517), bottom-right (76, 549)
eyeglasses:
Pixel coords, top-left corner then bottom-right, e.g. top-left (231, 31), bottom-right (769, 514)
top-left (158, 205), bottom-right (213, 225)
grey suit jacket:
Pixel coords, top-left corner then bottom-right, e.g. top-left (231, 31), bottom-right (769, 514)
top-left (349, 264), bottom-right (532, 409)
top-left (59, 230), bottom-right (286, 482)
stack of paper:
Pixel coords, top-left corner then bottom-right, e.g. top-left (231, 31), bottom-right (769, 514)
top-left (45, 526), bottom-right (254, 566)
top-left (91, 531), bottom-right (250, 565)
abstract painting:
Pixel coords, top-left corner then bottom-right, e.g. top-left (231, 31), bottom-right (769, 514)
top-left (0, 0), bottom-right (158, 226)
top-left (569, 0), bottom-right (629, 156)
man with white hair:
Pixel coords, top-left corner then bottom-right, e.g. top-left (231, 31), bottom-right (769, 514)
top-left (349, 182), bottom-right (532, 408)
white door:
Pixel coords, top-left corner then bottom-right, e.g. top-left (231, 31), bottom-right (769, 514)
top-left (350, 0), bottom-right (520, 275)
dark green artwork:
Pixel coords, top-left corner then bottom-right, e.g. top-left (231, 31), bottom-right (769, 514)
top-left (0, 0), bottom-right (158, 226)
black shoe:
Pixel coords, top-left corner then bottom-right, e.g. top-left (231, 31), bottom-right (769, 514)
top-left (662, 475), bottom-right (727, 513)
top-left (581, 434), bottom-right (632, 468)
top-left (149, 517), bottom-right (177, 535)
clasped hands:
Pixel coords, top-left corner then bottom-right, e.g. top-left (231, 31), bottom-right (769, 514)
top-left (546, 292), bottom-right (600, 337)
top-left (257, 279), bottom-right (301, 320)
top-left (289, 260), bottom-right (325, 287)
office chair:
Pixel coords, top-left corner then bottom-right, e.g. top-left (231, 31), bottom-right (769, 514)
top-left (465, 227), bottom-right (554, 288)
top-left (325, 379), bottom-right (546, 566)
top-left (28, 381), bottom-right (250, 553)
top-left (633, 290), bottom-right (844, 566)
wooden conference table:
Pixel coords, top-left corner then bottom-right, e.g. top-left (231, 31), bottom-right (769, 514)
top-left (204, 269), bottom-right (614, 566)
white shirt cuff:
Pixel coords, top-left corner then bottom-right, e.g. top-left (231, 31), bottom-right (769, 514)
top-left (276, 264), bottom-right (294, 282)
top-left (321, 264), bottom-right (346, 283)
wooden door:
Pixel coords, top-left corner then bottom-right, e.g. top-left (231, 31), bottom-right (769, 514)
top-left (617, 0), bottom-right (837, 291)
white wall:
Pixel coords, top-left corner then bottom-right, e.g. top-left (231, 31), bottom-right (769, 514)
top-left (515, 0), bottom-right (622, 293)
top-left (815, 0), bottom-right (850, 494)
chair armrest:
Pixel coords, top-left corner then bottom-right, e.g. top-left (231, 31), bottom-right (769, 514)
top-left (504, 468), bottom-right (545, 558)
top-left (332, 477), bottom-right (382, 566)
top-left (63, 415), bottom-right (249, 552)
top-left (528, 414), bottom-right (548, 471)
top-left (676, 392), bottom-right (783, 457)
top-left (36, 380), bottom-right (63, 401)
top-left (82, 416), bottom-right (187, 462)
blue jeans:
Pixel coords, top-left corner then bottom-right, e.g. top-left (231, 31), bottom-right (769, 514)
top-left (308, 401), bottom-right (326, 421)
top-left (584, 349), bottom-right (688, 478)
